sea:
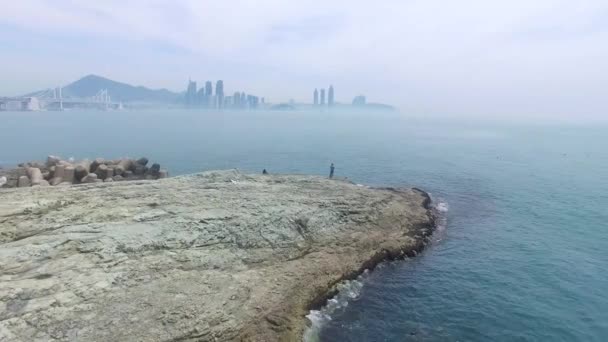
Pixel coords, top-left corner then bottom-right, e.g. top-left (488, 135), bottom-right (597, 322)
top-left (1, 110), bottom-right (606, 341)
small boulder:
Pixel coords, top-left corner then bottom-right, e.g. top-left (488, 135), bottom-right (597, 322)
top-left (149, 163), bottom-right (161, 177)
top-left (82, 173), bottom-right (98, 183)
top-left (159, 170), bottom-right (169, 179)
top-left (18, 176), bottom-right (30, 187)
top-left (75, 165), bottom-right (88, 181)
top-left (54, 165), bottom-right (65, 179)
top-left (90, 158), bottom-right (105, 173)
top-left (136, 157), bottom-right (149, 166)
top-left (112, 175), bottom-right (124, 181)
top-left (42, 172), bottom-right (51, 180)
top-left (50, 177), bottom-right (63, 186)
top-left (104, 178), bottom-right (114, 182)
top-left (134, 165), bottom-right (145, 176)
top-left (46, 155), bottom-right (61, 167)
top-left (0, 176), bottom-right (7, 187)
top-left (27, 168), bottom-right (43, 185)
top-left (63, 166), bottom-right (75, 183)
top-left (117, 159), bottom-right (135, 172)
top-left (114, 165), bottom-right (125, 176)
top-left (95, 164), bottom-right (109, 179)
top-left (38, 180), bottom-right (50, 187)
top-left (124, 170), bottom-right (134, 178)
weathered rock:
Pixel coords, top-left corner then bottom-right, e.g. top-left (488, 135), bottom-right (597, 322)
top-left (0, 176), bottom-right (7, 187)
top-left (38, 180), bottom-right (50, 187)
top-left (159, 169), bottom-right (169, 179)
top-left (134, 164), bottom-right (146, 175)
top-left (104, 178), bottom-right (114, 182)
top-left (106, 167), bottom-right (115, 178)
top-left (95, 164), bottom-right (109, 179)
top-left (75, 165), bottom-right (88, 181)
top-left (26, 167), bottom-right (43, 185)
top-left (90, 158), bottom-right (105, 173)
top-left (81, 173), bottom-right (98, 183)
top-left (17, 175), bottom-right (30, 187)
top-left (63, 166), bottom-right (75, 183)
top-left (74, 160), bottom-right (91, 178)
top-left (0, 171), bottom-right (434, 342)
top-left (46, 155), bottom-right (62, 167)
top-left (124, 170), bottom-right (134, 178)
top-left (136, 157), bottom-right (149, 166)
top-left (42, 171), bottom-right (51, 180)
top-left (149, 163), bottom-right (161, 177)
top-left (50, 177), bottom-right (63, 186)
top-left (144, 174), bottom-right (155, 180)
top-left (112, 175), bottom-right (124, 181)
top-left (114, 165), bottom-right (125, 176)
top-left (54, 165), bottom-right (65, 180)
top-left (117, 159), bottom-right (135, 172)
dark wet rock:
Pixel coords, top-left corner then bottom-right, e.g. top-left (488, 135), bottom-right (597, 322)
top-left (136, 157), bottom-right (149, 166)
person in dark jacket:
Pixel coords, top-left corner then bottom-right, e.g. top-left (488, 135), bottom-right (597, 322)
top-left (329, 163), bottom-right (335, 179)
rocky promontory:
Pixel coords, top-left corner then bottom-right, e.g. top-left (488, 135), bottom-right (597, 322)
top-left (0, 170), bottom-right (435, 341)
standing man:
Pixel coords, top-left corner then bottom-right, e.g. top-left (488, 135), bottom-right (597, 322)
top-left (329, 163), bottom-right (335, 179)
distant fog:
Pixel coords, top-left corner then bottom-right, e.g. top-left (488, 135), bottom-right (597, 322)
top-left (1, 1), bottom-right (608, 121)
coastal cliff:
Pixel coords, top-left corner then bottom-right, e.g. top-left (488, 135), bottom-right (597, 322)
top-left (0, 170), bottom-right (435, 341)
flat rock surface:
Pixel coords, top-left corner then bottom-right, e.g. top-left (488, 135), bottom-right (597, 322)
top-left (0, 170), bottom-right (434, 341)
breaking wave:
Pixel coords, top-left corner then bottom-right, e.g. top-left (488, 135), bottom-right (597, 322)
top-left (302, 270), bottom-right (370, 342)
top-left (302, 196), bottom-right (449, 341)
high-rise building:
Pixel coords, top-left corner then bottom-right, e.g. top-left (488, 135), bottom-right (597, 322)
top-left (352, 95), bottom-right (366, 106)
top-left (205, 81), bottom-right (213, 96)
top-left (241, 92), bottom-right (247, 109)
top-left (328, 85), bottom-right (334, 107)
top-left (185, 80), bottom-right (197, 107)
top-left (196, 88), bottom-right (205, 107)
top-left (313, 89), bottom-right (319, 106)
top-left (320, 89), bottom-right (326, 106)
top-left (233, 91), bottom-right (241, 108)
top-left (216, 80), bottom-right (224, 109)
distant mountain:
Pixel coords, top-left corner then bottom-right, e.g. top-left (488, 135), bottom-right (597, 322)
top-left (31, 75), bottom-right (181, 103)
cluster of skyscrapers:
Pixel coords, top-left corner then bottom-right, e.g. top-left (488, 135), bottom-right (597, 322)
top-left (184, 80), bottom-right (262, 110)
top-left (313, 86), bottom-right (335, 107)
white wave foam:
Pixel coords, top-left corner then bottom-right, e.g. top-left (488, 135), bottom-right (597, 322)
top-left (303, 197), bottom-right (450, 340)
top-left (303, 270), bottom-right (369, 342)
top-left (436, 201), bottom-right (449, 213)
top-left (431, 198), bottom-right (449, 242)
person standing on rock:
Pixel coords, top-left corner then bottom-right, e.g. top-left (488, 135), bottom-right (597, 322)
top-left (329, 163), bottom-right (335, 179)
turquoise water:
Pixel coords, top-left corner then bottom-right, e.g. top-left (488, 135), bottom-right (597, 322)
top-left (1, 110), bottom-right (607, 341)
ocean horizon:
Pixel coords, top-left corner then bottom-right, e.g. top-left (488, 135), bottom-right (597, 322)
top-left (1, 109), bottom-right (606, 341)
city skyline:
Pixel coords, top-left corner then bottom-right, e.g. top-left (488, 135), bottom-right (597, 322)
top-left (3, 1), bottom-right (608, 120)
top-left (183, 78), bottom-right (261, 110)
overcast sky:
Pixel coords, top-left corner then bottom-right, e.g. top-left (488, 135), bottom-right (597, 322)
top-left (1, 0), bottom-right (607, 119)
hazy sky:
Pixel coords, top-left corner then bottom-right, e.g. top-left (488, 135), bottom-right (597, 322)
top-left (1, 0), bottom-right (607, 118)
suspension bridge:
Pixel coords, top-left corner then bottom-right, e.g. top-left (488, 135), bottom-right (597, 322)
top-left (0, 88), bottom-right (123, 111)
